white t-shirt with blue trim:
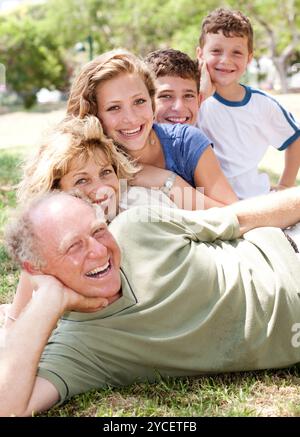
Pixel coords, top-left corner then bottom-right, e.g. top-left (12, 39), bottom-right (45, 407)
top-left (197, 85), bottom-right (300, 199)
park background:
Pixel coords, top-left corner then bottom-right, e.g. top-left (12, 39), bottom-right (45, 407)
top-left (0, 0), bottom-right (300, 417)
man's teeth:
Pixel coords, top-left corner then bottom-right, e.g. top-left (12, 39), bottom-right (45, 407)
top-left (86, 261), bottom-right (110, 277)
top-left (120, 127), bottom-right (141, 136)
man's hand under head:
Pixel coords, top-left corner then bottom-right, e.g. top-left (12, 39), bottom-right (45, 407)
top-left (29, 274), bottom-right (109, 315)
top-left (0, 273), bottom-right (109, 417)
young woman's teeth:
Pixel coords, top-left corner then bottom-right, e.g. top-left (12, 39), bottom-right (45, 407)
top-left (120, 127), bottom-right (141, 136)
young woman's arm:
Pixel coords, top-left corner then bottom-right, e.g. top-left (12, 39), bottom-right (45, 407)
top-left (194, 147), bottom-right (238, 208)
top-left (130, 163), bottom-right (236, 210)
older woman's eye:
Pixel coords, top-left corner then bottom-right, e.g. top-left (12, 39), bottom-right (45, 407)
top-left (74, 178), bottom-right (87, 185)
top-left (101, 169), bottom-right (114, 177)
top-left (107, 105), bottom-right (120, 111)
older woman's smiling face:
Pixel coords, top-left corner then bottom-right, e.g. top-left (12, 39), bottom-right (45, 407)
top-left (59, 151), bottom-right (120, 220)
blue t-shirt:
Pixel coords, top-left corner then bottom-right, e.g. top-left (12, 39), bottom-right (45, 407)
top-left (153, 123), bottom-right (212, 187)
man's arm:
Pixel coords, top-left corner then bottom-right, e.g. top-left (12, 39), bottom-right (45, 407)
top-left (0, 276), bottom-right (107, 417)
top-left (276, 136), bottom-right (300, 190)
top-left (227, 186), bottom-right (300, 236)
top-left (3, 271), bottom-right (34, 328)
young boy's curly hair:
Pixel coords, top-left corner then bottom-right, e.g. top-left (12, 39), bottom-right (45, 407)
top-left (199, 8), bottom-right (253, 53)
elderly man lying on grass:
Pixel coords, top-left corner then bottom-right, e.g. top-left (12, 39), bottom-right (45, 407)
top-left (1, 189), bottom-right (300, 416)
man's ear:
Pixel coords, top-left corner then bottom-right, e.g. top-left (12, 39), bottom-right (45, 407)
top-left (196, 46), bottom-right (203, 61)
top-left (22, 261), bottom-right (43, 275)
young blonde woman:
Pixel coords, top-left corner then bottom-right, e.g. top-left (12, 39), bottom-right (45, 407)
top-left (67, 49), bottom-right (238, 209)
top-left (1, 115), bottom-right (174, 327)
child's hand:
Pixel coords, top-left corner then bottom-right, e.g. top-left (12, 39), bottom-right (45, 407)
top-left (199, 61), bottom-right (215, 105)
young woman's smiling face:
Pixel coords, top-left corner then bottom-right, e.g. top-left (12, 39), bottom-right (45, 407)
top-left (96, 73), bottom-right (154, 157)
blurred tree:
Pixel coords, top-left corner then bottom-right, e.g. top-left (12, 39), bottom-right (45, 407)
top-left (108, 0), bottom-right (220, 56)
top-left (0, 13), bottom-right (69, 108)
top-left (43, 0), bottom-right (120, 55)
top-left (0, 0), bottom-right (298, 100)
top-left (231, 0), bottom-right (300, 92)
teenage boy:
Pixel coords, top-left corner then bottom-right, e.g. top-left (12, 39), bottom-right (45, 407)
top-left (196, 8), bottom-right (300, 199)
top-left (145, 48), bottom-right (200, 125)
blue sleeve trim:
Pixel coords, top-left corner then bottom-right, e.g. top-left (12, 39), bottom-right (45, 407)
top-left (213, 85), bottom-right (251, 106)
top-left (278, 130), bottom-right (300, 151)
top-left (251, 89), bottom-right (300, 132)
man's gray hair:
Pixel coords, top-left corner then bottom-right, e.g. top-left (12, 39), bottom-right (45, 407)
top-left (5, 190), bottom-right (99, 269)
top-left (4, 194), bottom-right (55, 269)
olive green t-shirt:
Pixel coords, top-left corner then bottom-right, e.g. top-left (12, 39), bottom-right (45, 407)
top-left (38, 206), bottom-right (300, 403)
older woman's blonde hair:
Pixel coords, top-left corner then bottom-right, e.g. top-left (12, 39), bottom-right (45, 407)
top-left (67, 48), bottom-right (156, 118)
top-left (17, 115), bottom-right (139, 204)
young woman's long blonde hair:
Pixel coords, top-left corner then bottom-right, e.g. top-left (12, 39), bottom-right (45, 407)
top-left (17, 115), bottom-right (139, 204)
top-left (67, 48), bottom-right (156, 118)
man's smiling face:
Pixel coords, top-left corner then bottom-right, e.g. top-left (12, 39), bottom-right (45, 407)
top-left (32, 194), bottom-right (121, 299)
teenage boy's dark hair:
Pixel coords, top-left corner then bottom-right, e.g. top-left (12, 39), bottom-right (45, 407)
top-left (145, 49), bottom-right (199, 89)
top-left (199, 8), bottom-right (253, 53)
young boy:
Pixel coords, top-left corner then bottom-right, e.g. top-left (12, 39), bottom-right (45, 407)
top-left (144, 48), bottom-right (200, 125)
top-left (196, 8), bottom-right (300, 199)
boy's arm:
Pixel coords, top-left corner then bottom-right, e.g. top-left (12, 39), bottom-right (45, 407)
top-left (0, 275), bottom-right (107, 417)
top-left (275, 136), bottom-right (300, 190)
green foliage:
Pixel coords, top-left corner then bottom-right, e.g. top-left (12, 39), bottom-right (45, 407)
top-left (0, 14), bottom-right (69, 108)
top-left (43, 0), bottom-right (121, 54)
top-left (231, 0), bottom-right (300, 55)
top-left (0, 0), bottom-right (299, 100)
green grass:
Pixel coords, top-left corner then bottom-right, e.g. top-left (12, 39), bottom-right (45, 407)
top-left (40, 368), bottom-right (300, 417)
top-left (0, 151), bottom-right (22, 303)
top-left (1, 147), bottom-right (300, 417)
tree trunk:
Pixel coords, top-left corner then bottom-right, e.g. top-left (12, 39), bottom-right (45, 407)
top-left (273, 57), bottom-right (289, 93)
